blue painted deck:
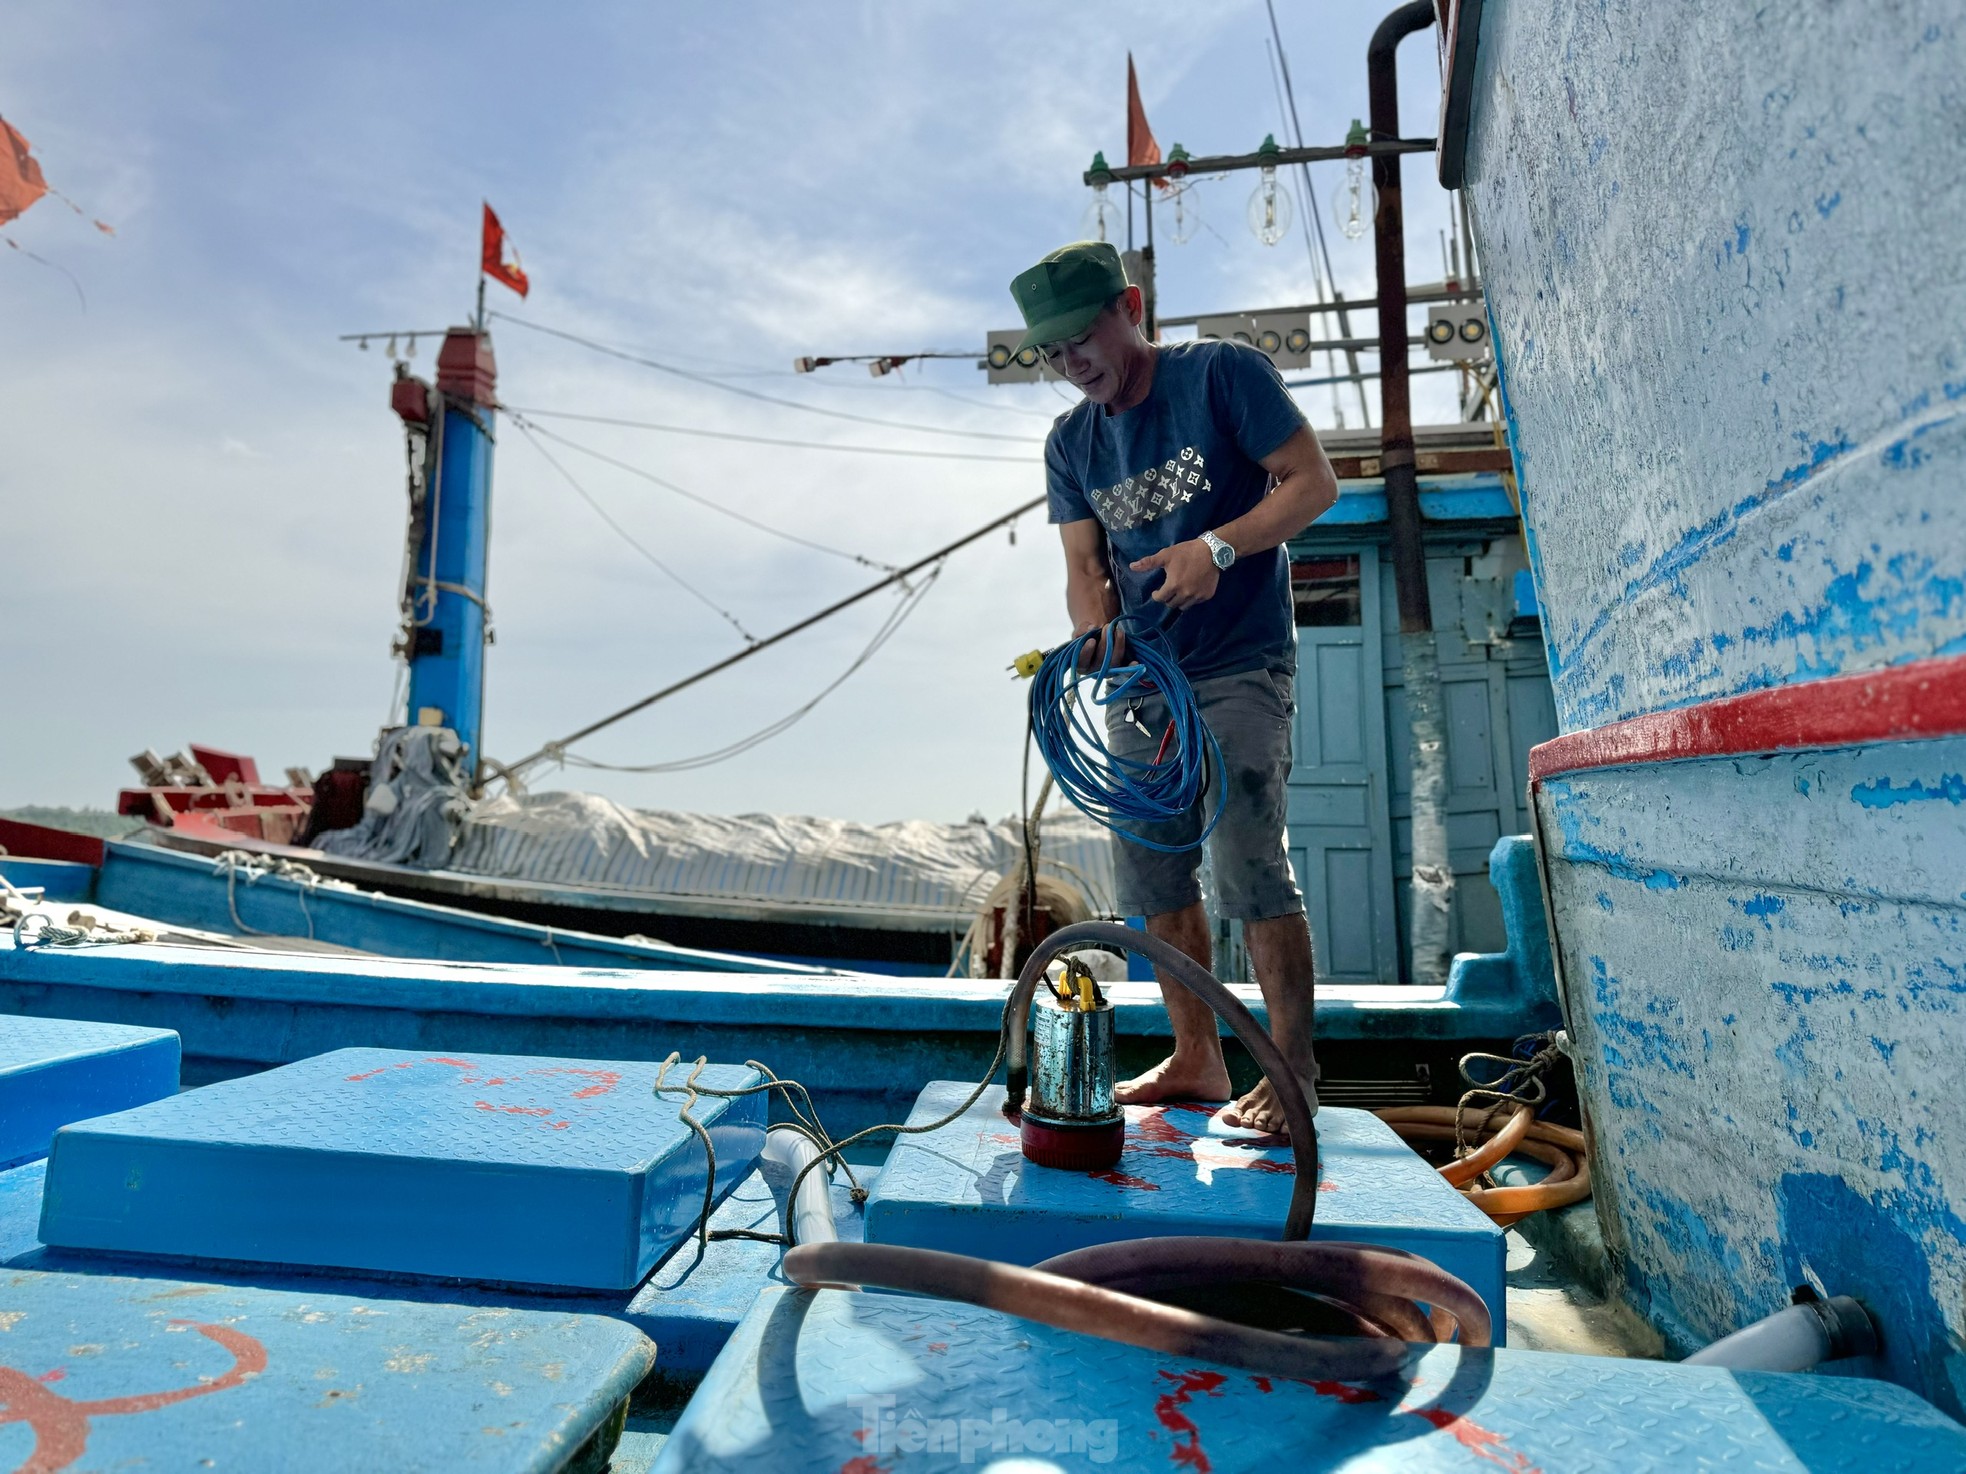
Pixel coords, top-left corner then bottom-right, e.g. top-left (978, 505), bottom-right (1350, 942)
top-left (2, 1153), bottom-right (874, 1383)
top-left (866, 1084), bottom-right (1506, 1337)
top-left (0, 855), bottom-right (95, 902)
top-left (96, 839), bottom-right (821, 973)
top-left (37, 1047), bottom-right (766, 1291)
top-left (0, 1267), bottom-right (652, 1472)
top-left (655, 1286), bottom-right (1966, 1473)
top-left (0, 1015), bottom-right (179, 1170)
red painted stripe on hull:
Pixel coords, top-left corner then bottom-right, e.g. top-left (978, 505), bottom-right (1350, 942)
top-left (1529, 653), bottom-right (1966, 781)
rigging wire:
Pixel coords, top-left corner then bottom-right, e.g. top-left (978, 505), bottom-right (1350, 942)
top-left (507, 411), bottom-right (899, 573)
top-left (561, 563), bottom-right (943, 774)
top-left (511, 420), bottom-right (758, 644)
top-left (490, 311), bottom-right (1044, 445)
top-left (1265, 0), bottom-right (1372, 427)
top-left (500, 491), bottom-right (1044, 780)
top-left (504, 406), bottom-right (1041, 463)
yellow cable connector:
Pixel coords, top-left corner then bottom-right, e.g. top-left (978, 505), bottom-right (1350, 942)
top-left (1009, 650), bottom-right (1045, 680)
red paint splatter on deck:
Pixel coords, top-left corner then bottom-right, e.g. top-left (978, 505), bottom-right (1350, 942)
top-left (535, 1066), bottom-right (622, 1099)
top-left (1305, 1379), bottom-right (1384, 1406)
top-left (344, 1067), bottom-right (388, 1082)
top-left (925, 1342), bottom-right (949, 1354)
top-left (1132, 1108), bottom-right (1186, 1144)
top-left (0, 1322), bottom-right (267, 1474)
top-left (474, 1102), bottom-right (555, 1117)
top-left (1410, 1407), bottom-right (1541, 1472)
top-left (1090, 1168), bottom-right (1160, 1191)
top-left (1268, 1373), bottom-right (1536, 1471)
top-left (1154, 1369), bottom-right (1227, 1472)
top-left (37, 1369), bottom-right (64, 1384)
top-left (425, 1057), bottom-right (477, 1069)
top-left (838, 1457), bottom-right (889, 1474)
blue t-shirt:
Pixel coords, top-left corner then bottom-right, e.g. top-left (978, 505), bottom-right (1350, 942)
top-left (1045, 339), bottom-right (1308, 682)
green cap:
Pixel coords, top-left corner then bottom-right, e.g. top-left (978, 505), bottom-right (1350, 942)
top-left (1008, 241), bottom-right (1130, 352)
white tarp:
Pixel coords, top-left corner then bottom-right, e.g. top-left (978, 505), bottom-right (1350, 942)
top-left (446, 789), bottom-right (1116, 927)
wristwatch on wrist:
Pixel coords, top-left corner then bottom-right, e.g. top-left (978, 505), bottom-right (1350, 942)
top-left (1199, 530), bottom-right (1236, 570)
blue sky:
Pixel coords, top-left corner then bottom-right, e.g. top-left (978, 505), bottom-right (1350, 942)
top-left (1, 2), bottom-right (1468, 823)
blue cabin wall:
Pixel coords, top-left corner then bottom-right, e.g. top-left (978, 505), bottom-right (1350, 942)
top-left (1466, 0), bottom-right (1966, 732)
top-left (1464, 0), bottom-right (1966, 1417)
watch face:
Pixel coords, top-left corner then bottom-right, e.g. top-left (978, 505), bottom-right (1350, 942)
top-left (1210, 538), bottom-right (1233, 569)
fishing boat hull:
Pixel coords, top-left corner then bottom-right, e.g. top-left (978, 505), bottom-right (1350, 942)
top-left (1464, 0), bottom-right (1966, 1416)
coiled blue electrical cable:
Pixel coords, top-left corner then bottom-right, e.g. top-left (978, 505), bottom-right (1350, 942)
top-left (1028, 615), bottom-right (1223, 852)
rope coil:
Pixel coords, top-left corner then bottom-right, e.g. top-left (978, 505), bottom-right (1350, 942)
top-left (1028, 617), bottom-right (1223, 852)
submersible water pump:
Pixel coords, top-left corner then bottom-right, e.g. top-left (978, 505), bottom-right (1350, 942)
top-left (1014, 965), bottom-right (1126, 1171)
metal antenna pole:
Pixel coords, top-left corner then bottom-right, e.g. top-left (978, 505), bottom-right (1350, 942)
top-left (475, 275), bottom-right (487, 333)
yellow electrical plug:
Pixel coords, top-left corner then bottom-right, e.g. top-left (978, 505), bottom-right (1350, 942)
top-left (1077, 970), bottom-right (1097, 1012)
top-left (1009, 650), bottom-right (1044, 680)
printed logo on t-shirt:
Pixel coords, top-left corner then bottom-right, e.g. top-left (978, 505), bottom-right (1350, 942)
top-left (1085, 447), bottom-right (1213, 533)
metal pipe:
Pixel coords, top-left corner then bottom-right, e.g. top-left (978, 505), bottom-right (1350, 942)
top-left (1283, 362), bottom-right (1461, 391)
top-left (1369, 0), bottom-right (1439, 635)
top-left (1157, 283), bottom-right (1481, 330)
top-left (1369, 0), bottom-right (1452, 986)
top-left (1091, 136), bottom-right (1434, 186)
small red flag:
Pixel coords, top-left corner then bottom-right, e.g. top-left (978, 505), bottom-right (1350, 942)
top-left (481, 203), bottom-right (529, 299)
top-left (0, 117), bottom-right (50, 228)
top-left (1125, 55), bottom-right (1160, 171)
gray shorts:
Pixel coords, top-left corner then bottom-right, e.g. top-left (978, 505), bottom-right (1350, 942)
top-left (1103, 666), bottom-right (1304, 922)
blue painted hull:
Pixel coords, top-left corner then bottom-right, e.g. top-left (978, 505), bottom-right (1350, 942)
top-left (93, 839), bottom-right (818, 975)
top-left (1465, 0), bottom-right (1966, 1421)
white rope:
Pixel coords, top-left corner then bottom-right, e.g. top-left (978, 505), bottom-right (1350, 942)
top-left (210, 850), bottom-right (348, 941)
top-left (11, 911), bottom-right (158, 949)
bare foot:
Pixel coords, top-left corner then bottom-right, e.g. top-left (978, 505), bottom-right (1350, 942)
top-left (1219, 1074), bottom-right (1320, 1135)
top-left (1114, 1053), bottom-right (1232, 1106)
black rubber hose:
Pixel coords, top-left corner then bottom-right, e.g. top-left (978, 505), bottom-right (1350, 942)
top-left (1003, 920), bottom-right (1320, 1240)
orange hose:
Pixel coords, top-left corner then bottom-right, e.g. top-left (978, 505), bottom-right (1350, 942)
top-left (1436, 1102), bottom-right (1532, 1187)
top-left (1375, 1107), bottom-right (1593, 1224)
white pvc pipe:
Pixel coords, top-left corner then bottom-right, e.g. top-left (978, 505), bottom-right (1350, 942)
top-left (759, 1126), bottom-right (838, 1247)
top-left (1685, 1297), bottom-right (1876, 1372)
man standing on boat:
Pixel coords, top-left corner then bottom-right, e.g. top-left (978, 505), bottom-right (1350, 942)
top-left (1011, 241), bottom-right (1339, 1135)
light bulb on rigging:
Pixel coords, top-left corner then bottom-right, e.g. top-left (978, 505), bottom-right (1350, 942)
top-left (1080, 150), bottom-right (1119, 243)
top-left (1081, 184), bottom-right (1120, 243)
top-left (1169, 183), bottom-right (1201, 246)
top-left (1333, 118), bottom-right (1377, 242)
top-left (1165, 144), bottom-right (1199, 246)
top-left (1246, 134), bottom-right (1292, 247)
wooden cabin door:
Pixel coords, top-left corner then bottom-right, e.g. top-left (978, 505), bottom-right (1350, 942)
top-left (1284, 549), bottom-right (1401, 983)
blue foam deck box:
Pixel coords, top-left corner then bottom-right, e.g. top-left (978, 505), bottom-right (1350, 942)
top-left (37, 1046), bottom-right (765, 1291)
top-left (0, 1267), bottom-right (652, 1472)
top-left (654, 1287), bottom-right (1966, 1473)
top-left (0, 1014), bottom-right (179, 1169)
top-left (866, 1082), bottom-right (1506, 1335)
